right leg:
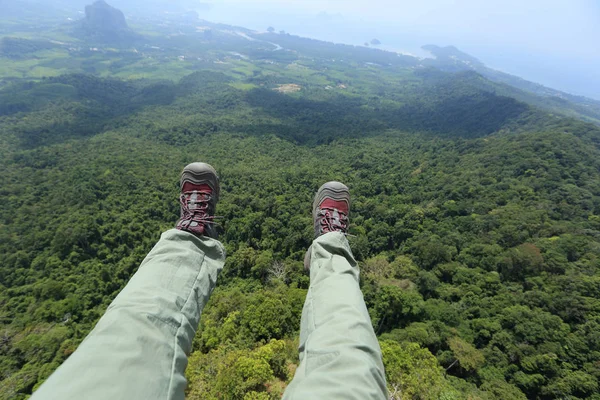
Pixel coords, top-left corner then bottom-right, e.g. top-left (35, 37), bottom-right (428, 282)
top-left (283, 183), bottom-right (387, 400)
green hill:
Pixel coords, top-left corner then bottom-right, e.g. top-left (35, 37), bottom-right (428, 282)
top-left (422, 45), bottom-right (600, 125)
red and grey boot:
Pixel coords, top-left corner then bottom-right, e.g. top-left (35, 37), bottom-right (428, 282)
top-left (304, 181), bottom-right (350, 270)
top-left (176, 162), bottom-right (220, 238)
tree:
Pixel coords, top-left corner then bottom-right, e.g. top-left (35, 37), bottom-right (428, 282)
top-left (380, 340), bottom-right (458, 399)
top-left (267, 261), bottom-right (288, 283)
top-left (446, 336), bottom-right (485, 372)
top-left (371, 38), bottom-right (381, 45)
top-left (267, 26), bottom-right (275, 33)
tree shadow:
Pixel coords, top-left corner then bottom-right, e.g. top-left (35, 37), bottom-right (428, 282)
top-left (243, 85), bottom-right (529, 144)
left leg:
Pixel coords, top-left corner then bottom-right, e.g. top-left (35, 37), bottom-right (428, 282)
top-left (31, 229), bottom-right (225, 400)
top-left (31, 162), bottom-right (225, 400)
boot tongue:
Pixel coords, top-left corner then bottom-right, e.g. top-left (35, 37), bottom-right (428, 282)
top-left (182, 182), bottom-right (212, 193)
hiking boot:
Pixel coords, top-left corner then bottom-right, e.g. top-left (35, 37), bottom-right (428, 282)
top-left (312, 181), bottom-right (350, 237)
top-left (304, 181), bottom-right (350, 269)
top-left (176, 162), bottom-right (220, 238)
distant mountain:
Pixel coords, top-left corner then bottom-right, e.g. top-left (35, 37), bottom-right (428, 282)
top-left (77, 0), bottom-right (133, 43)
top-left (422, 44), bottom-right (600, 124)
top-left (84, 0), bottom-right (127, 31)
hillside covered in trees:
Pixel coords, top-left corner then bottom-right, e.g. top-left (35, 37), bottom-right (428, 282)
top-left (2, 3), bottom-right (600, 400)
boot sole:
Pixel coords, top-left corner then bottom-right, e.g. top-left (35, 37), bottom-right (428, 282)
top-left (181, 162), bottom-right (220, 200)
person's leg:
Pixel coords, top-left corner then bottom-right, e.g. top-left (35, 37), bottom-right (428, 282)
top-left (31, 163), bottom-right (224, 400)
top-left (283, 183), bottom-right (387, 400)
top-left (31, 230), bottom-right (225, 400)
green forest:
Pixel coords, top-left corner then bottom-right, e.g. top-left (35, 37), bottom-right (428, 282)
top-left (2, 3), bottom-right (600, 400)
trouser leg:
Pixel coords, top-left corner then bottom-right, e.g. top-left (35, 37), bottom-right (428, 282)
top-left (31, 229), bottom-right (225, 400)
top-left (283, 232), bottom-right (387, 399)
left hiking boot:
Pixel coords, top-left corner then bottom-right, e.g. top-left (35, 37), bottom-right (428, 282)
top-left (176, 162), bottom-right (220, 238)
top-left (304, 181), bottom-right (350, 270)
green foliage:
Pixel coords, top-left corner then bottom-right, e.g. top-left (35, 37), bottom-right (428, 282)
top-left (196, 284), bottom-right (305, 351)
top-left (2, 12), bottom-right (600, 400)
top-left (0, 37), bottom-right (58, 58)
top-left (186, 339), bottom-right (295, 400)
top-left (447, 336), bottom-right (485, 372)
top-left (381, 340), bottom-right (457, 399)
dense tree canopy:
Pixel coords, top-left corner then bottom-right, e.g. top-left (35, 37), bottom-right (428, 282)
top-left (2, 9), bottom-right (600, 400)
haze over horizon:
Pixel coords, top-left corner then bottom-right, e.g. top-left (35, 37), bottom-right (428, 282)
top-left (194, 0), bottom-right (600, 100)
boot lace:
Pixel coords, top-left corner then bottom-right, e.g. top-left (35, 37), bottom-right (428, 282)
top-left (318, 208), bottom-right (348, 234)
top-left (179, 190), bottom-right (221, 230)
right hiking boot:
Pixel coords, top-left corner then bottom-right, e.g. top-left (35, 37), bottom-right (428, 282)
top-left (312, 181), bottom-right (350, 237)
top-left (176, 162), bottom-right (220, 238)
top-left (304, 181), bottom-right (350, 270)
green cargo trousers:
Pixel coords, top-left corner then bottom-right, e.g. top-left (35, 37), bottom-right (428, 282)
top-left (31, 229), bottom-right (387, 400)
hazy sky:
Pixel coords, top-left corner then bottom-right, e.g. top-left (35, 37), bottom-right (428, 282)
top-left (198, 0), bottom-right (600, 99)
